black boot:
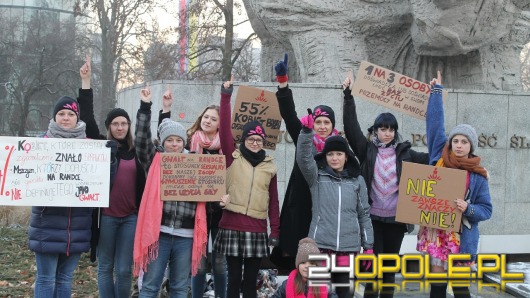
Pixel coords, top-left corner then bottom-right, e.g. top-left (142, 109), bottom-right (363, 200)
top-left (452, 286), bottom-right (471, 298)
top-left (429, 283), bottom-right (447, 298)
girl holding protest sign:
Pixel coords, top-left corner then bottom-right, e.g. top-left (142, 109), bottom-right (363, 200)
top-left (133, 84), bottom-right (229, 298)
top-left (77, 55), bottom-right (146, 298)
top-left (271, 53), bottom-right (341, 271)
top-left (157, 89), bottom-right (227, 298)
top-left (418, 72), bottom-right (492, 298)
top-left (342, 74), bottom-right (430, 298)
top-left (29, 89), bottom-right (117, 297)
top-left (213, 78), bottom-right (280, 298)
top-left (296, 115), bottom-right (373, 298)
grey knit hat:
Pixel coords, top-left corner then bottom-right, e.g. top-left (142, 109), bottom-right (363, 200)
top-left (448, 124), bottom-right (478, 154)
top-left (295, 238), bottom-right (320, 268)
top-left (158, 118), bottom-right (187, 146)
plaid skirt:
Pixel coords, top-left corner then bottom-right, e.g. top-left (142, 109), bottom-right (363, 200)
top-left (213, 228), bottom-right (269, 258)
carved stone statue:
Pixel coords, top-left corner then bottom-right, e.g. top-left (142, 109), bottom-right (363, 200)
top-left (243, 0), bottom-right (530, 90)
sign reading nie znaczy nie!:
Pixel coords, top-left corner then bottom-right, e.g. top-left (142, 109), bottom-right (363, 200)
top-left (0, 137), bottom-right (110, 207)
top-left (396, 162), bottom-right (467, 232)
top-left (160, 153), bottom-right (226, 202)
top-left (352, 61), bottom-right (442, 120)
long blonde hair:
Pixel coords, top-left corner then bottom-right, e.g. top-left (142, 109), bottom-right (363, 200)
top-left (186, 104), bottom-right (220, 143)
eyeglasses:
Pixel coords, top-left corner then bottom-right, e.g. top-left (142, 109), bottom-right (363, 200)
top-left (245, 138), bottom-right (263, 145)
top-left (110, 122), bottom-right (130, 128)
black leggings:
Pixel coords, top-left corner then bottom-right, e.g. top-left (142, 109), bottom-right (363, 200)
top-left (226, 256), bottom-right (262, 298)
top-left (364, 220), bottom-right (407, 298)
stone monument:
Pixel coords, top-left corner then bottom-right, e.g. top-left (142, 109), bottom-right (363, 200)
top-left (243, 0), bottom-right (530, 90)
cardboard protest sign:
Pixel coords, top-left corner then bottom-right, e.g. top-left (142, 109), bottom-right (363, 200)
top-left (160, 153), bottom-right (226, 202)
top-left (395, 162), bottom-right (467, 232)
top-left (0, 137), bottom-right (110, 207)
top-left (231, 85), bottom-right (281, 150)
top-left (351, 61), bottom-right (445, 120)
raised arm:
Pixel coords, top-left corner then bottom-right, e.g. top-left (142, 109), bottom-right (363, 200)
top-left (274, 54), bottom-right (303, 144)
top-left (134, 84), bottom-right (155, 171)
top-left (157, 85), bottom-right (172, 134)
top-left (219, 77), bottom-right (235, 166)
top-left (426, 71), bottom-right (448, 165)
top-left (295, 127), bottom-right (319, 186)
top-left (77, 55), bottom-right (103, 139)
top-left (342, 74), bottom-right (369, 164)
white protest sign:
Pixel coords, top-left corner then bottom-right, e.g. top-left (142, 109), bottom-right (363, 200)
top-left (0, 137), bottom-right (110, 207)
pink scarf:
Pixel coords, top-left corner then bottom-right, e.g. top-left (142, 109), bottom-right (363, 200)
top-left (313, 128), bottom-right (340, 153)
top-left (189, 130), bottom-right (218, 275)
top-left (133, 152), bottom-right (207, 276)
top-left (133, 153), bottom-right (163, 276)
top-left (190, 130), bottom-right (222, 154)
top-left (286, 269), bottom-right (328, 298)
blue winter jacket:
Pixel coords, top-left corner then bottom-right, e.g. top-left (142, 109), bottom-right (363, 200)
top-left (29, 207), bottom-right (93, 254)
top-left (426, 85), bottom-right (493, 261)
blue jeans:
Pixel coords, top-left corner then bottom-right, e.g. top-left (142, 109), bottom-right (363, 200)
top-left (98, 214), bottom-right (138, 298)
top-left (140, 233), bottom-right (193, 298)
top-left (191, 228), bottom-right (227, 298)
top-left (34, 252), bottom-right (82, 298)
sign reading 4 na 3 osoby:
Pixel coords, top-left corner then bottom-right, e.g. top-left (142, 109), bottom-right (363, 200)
top-left (231, 85), bottom-right (282, 150)
top-left (351, 61), bottom-right (446, 120)
top-left (395, 162), bottom-right (467, 232)
top-left (0, 136), bottom-right (110, 207)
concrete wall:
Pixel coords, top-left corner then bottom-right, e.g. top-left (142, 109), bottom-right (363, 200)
top-left (117, 81), bottom-right (530, 247)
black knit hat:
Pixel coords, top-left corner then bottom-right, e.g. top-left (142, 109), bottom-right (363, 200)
top-left (242, 121), bottom-right (266, 140)
top-left (314, 135), bottom-right (360, 177)
top-left (312, 105), bottom-right (335, 128)
top-left (53, 96), bottom-right (79, 121)
top-left (105, 108), bottom-right (131, 128)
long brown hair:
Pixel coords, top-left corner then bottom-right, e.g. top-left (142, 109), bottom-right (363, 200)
top-left (186, 104), bottom-right (220, 143)
top-left (107, 124), bottom-right (134, 151)
top-left (294, 269), bottom-right (321, 297)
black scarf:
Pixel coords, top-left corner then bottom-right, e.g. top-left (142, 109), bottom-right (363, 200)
top-left (239, 143), bottom-right (266, 167)
top-left (117, 139), bottom-right (135, 160)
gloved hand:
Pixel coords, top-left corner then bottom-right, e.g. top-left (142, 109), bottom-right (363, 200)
top-left (274, 53), bottom-right (289, 83)
top-left (361, 249), bottom-right (374, 271)
top-left (299, 108), bottom-right (314, 129)
top-left (106, 140), bottom-right (118, 161)
top-left (268, 237), bottom-right (279, 247)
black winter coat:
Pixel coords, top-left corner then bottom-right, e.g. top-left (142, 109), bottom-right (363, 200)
top-left (271, 86), bottom-right (314, 269)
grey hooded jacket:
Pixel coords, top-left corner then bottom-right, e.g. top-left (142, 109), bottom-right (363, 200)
top-left (296, 128), bottom-right (374, 252)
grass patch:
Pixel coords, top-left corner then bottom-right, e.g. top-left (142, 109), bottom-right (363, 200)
top-left (0, 226), bottom-right (99, 297)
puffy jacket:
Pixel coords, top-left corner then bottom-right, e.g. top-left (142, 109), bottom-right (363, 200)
top-left (296, 128), bottom-right (373, 252)
top-left (29, 206), bottom-right (92, 254)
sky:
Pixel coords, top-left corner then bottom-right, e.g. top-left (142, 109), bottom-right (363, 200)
top-left (152, 0), bottom-right (259, 47)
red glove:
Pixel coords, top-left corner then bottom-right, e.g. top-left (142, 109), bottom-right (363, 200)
top-left (300, 108), bottom-right (314, 129)
top-left (361, 249), bottom-right (374, 271)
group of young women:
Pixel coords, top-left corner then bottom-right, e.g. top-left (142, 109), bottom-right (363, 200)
top-left (28, 53), bottom-right (491, 298)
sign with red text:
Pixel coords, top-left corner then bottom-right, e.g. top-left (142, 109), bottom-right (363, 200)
top-left (231, 85), bottom-right (281, 150)
top-left (160, 153), bottom-right (226, 202)
top-left (351, 61), bottom-right (445, 120)
top-left (0, 137), bottom-right (110, 207)
top-left (396, 162), bottom-right (466, 232)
